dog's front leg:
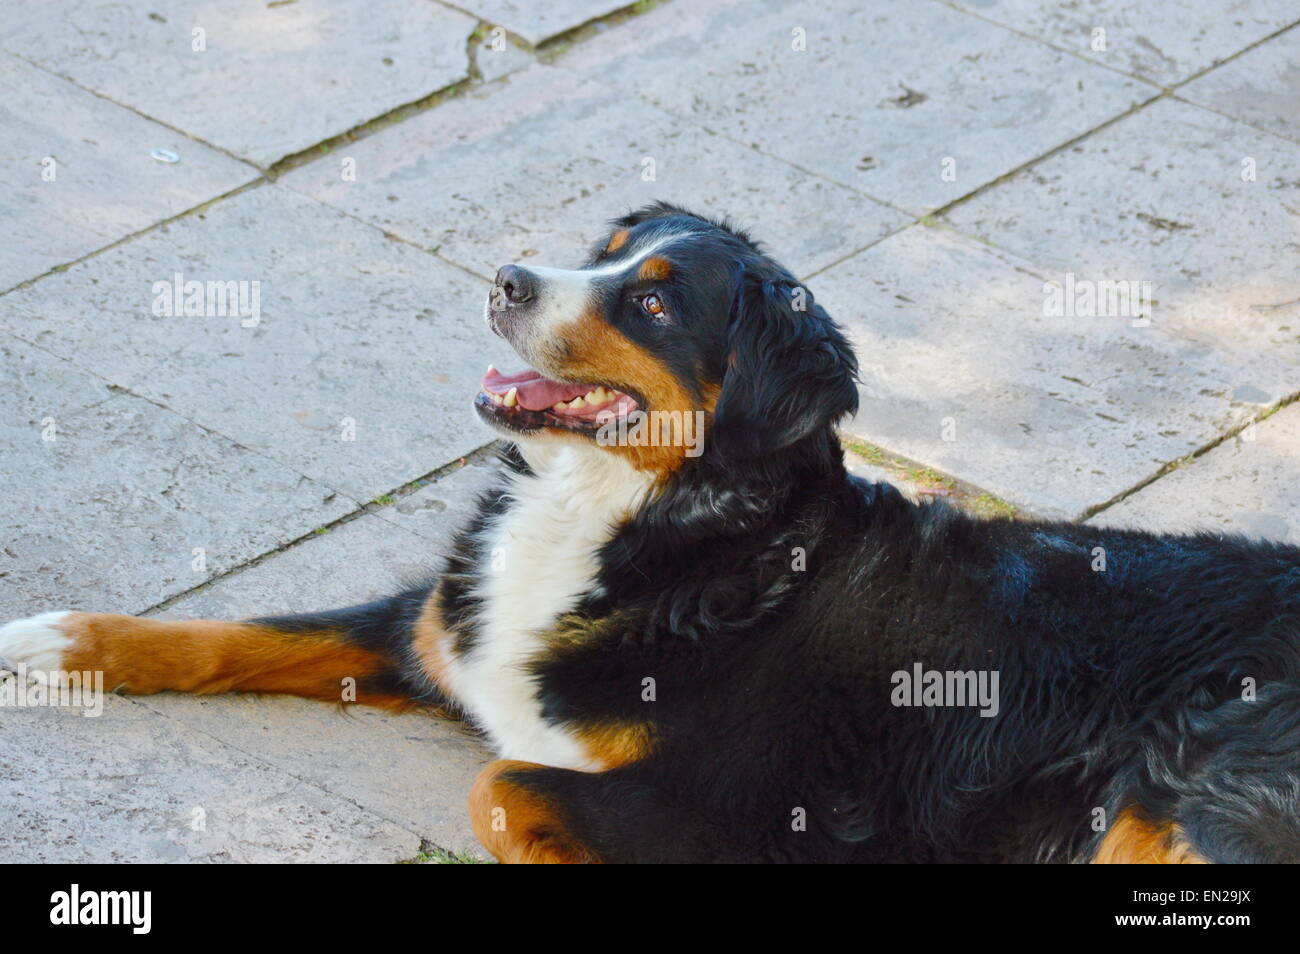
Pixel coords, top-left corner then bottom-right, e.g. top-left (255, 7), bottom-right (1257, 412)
top-left (0, 583), bottom-right (457, 712)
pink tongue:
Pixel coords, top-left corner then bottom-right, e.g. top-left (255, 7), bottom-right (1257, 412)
top-left (482, 367), bottom-right (585, 412)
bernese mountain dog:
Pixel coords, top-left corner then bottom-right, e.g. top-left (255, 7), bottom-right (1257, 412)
top-left (3, 203), bottom-right (1298, 864)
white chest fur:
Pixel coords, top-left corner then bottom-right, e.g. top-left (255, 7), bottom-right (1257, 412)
top-left (440, 444), bottom-right (653, 770)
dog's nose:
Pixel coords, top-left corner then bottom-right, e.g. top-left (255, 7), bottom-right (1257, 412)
top-left (494, 265), bottom-right (536, 305)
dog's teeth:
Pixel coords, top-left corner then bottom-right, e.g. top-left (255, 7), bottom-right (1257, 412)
top-left (486, 364), bottom-right (495, 374)
top-left (553, 402), bottom-right (567, 412)
top-left (584, 389), bottom-right (598, 403)
top-left (492, 393), bottom-right (504, 405)
top-left (569, 396), bottom-right (585, 409)
top-left (503, 387), bottom-right (518, 408)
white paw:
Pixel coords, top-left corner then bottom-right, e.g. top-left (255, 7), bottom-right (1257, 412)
top-left (0, 611), bottom-right (74, 682)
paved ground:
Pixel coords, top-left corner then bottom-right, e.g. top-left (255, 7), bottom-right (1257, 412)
top-left (1, 0), bottom-right (1296, 863)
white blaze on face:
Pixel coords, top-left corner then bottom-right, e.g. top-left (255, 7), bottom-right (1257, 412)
top-left (490, 234), bottom-right (680, 372)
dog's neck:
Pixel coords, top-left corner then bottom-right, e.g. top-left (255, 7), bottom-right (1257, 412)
top-left (514, 441), bottom-right (656, 509)
top-left (508, 432), bottom-right (857, 574)
top-left (506, 442), bottom-right (659, 593)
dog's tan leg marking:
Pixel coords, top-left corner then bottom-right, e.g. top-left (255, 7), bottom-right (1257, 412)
top-left (470, 760), bottom-right (601, 864)
top-left (1092, 807), bottom-right (1209, 864)
top-left (1, 611), bottom-right (409, 707)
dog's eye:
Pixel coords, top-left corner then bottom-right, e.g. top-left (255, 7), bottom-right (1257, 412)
top-left (640, 294), bottom-right (666, 319)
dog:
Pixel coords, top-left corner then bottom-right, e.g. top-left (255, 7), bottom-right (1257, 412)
top-left (3, 203), bottom-right (1298, 863)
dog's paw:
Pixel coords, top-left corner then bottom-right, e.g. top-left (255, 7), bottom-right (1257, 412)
top-left (0, 611), bottom-right (75, 683)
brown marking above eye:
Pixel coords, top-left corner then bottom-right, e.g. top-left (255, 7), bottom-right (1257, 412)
top-left (606, 229), bottom-right (630, 253)
top-left (638, 256), bottom-right (672, 281)
top-left (641, 294), bottom-right (666, 318)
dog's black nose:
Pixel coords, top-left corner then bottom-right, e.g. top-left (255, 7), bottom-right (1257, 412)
top-left (494, 265), bottom-right (536, 304)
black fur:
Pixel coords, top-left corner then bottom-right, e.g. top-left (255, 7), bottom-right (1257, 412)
top-left (712, 263), bottom-right (859, 457)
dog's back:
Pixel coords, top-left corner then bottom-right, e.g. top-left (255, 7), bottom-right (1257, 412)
top-left (796, 490), bottom-right (1300, 862)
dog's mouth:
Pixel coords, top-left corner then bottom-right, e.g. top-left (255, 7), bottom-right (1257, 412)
top-left (476, 365), bottom-right (641, 434)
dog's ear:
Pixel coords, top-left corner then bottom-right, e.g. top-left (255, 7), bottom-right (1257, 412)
top-left (710, 268), bottom-right (859, 458)
top-left (612, 201), bottom-right (694, 230)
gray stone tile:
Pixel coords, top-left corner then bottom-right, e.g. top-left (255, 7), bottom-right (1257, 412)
top-left (557, 0), bottom-right (1155, 213)
top-left (0, 392), bottom-right (352, 620)
top-left (142, 465), bottom-right (500, 855)
top-left (2, 0), bottom-right (477, 168)
top-left (133, 693), bottom-right (491, 859)
top-left (946, 97), bottom-right (1300, 392)
top-left (0, 185), bottom-right (515, 502)
top-left (1180, 24), bottom-right (1300, 142)
top-left (378, 452), bottom-right (505, 548)
top-left (817, 224), bottom-right (1282, 520)
top-left (0, 695), bottom-right (420, 863)
top-left (455, 0), bottom-right (633, 46)
top-left (948, 0), bottom-right (1298, 87)
top-left (1088, 402), bottom-right (1300, 545)
top-left (165, 511), bottom-right (444, 621)
top-left (0, 334), bottom-right (114, 426)
top-left (474, 29), bottom-right (537, 82)
top-left (280, 64), bottom-right (906, 280)
top-left (0, 52), bottom-right (256, 291)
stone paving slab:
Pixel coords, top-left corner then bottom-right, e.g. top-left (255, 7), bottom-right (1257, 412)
top-left (945, 97), bottom-right (1300, 391)
top-left (0, 333), bottom-right (115, 428)
top-left (948, 0), bottom-right (1298, 88)
top-left (280, 64), bottom-right (908, 280)
top-left (0, 695), bottom-right (420, 863)
top-left (1089, 402), bottom-right (1300, 544)
top-left (1179, 24), bottom-right (1300, 143)
top-left (0, 185), bottom-right (515, 503)
top-left (474, 31), bottom-right (537, 83)
top-left (2, 0), bottom-right (477, 169)
top-left (817, 224), bottom-right (1280, 520)
top-left (142, 470), bottom-right (499, 857)
top-left (377, 452), bottom-right (505, 547)
top-left (456, 0), bottom-right (634, 46)
top-left (0, 389), bottom-right (353, 621)
top-left (0, 52), bottom-right (256, 292)
top-left (557, 0), bottom-right (1155, 214)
